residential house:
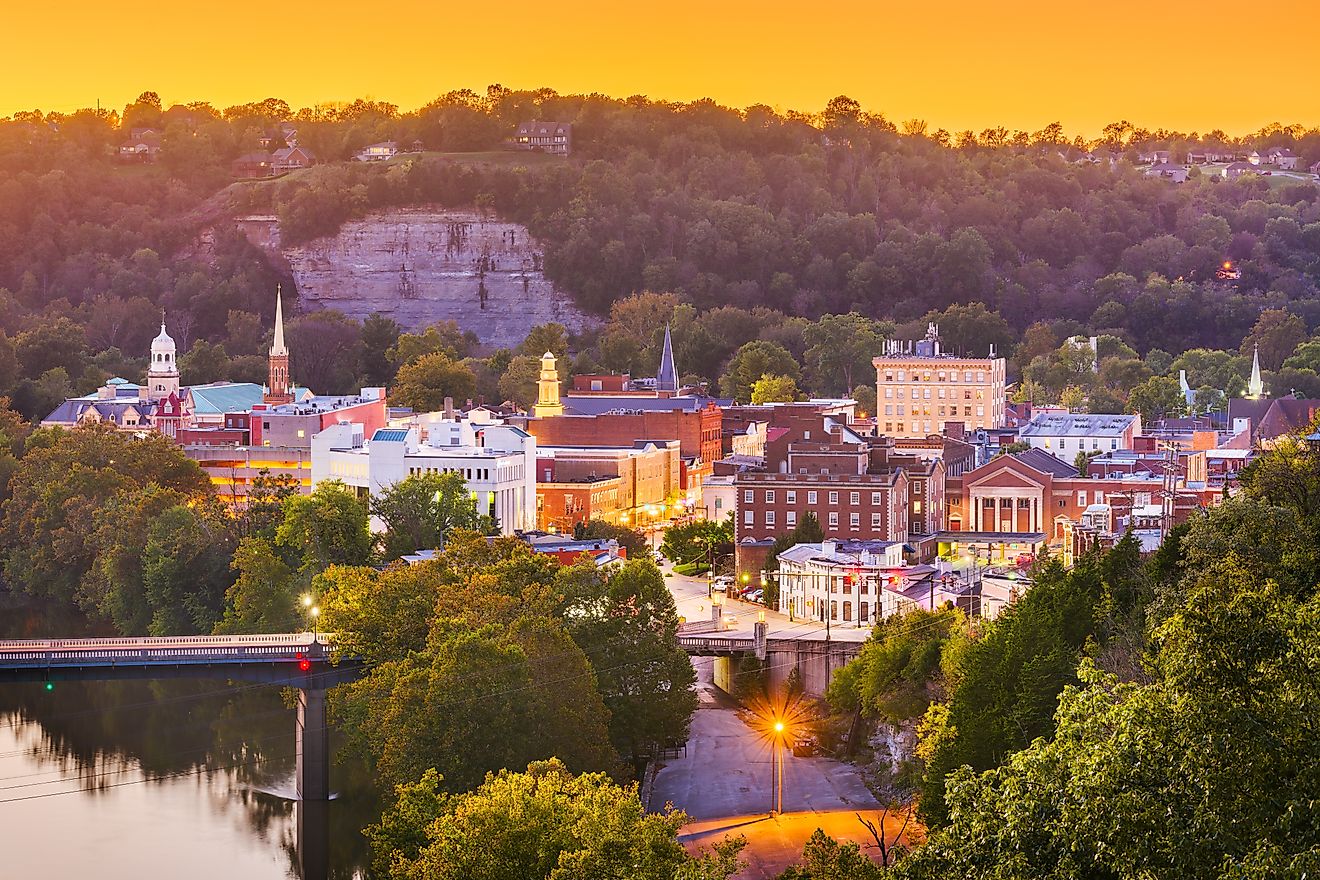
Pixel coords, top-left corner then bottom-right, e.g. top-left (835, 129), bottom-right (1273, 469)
top-left (1223, 161), bottom-right (1256, 180)
top-left (513, 121), bottom-right (573, 156)
top-left (270, 145), bottom-right (316, 174)
top-left (354, 141), bottom-right (398, 162)
top-left (1145, 164), bottom-right (1189, 183)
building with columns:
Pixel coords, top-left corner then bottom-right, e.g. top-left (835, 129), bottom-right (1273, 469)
top-left (940, 448), bottom-right (1206, 562)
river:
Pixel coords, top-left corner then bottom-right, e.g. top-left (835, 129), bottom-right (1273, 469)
top-left (0, 604), bottom-right (378, 878)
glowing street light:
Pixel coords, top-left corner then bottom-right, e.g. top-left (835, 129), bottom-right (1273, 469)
top-left (771, 718), bottom-right (787, 814)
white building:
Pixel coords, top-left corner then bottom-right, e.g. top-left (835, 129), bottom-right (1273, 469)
top-left (1018, 412), bottom-right (1141, 461)
top-left (776, 539), bottom-right (947, 626)
top-left (311, 419), bottom-right (536, 536)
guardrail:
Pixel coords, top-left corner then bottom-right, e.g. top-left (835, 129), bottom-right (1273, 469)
top-left (0, 634), bottom-right (334, 668)
top-left (0, 633), bottom-right (322, 651)
top-left (676, 636), bottom-right (756, 653)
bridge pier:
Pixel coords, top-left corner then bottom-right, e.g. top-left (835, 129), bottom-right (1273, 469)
top-left (296, 687), bottom-right (330, 801)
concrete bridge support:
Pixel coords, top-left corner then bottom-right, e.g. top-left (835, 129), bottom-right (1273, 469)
top-left (296, 687), bottom-right (330, 801)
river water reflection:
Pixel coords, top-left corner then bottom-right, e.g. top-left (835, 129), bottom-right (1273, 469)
top-left (0, 607), bottom-right (377, 878)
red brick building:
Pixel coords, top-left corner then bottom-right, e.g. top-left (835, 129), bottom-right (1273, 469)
top-left (734, 470), bottom-right (911, 544)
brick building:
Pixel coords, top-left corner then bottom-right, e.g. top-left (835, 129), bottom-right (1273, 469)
top-left (535, 441), bottom-right (682, 531)
top-left (734, 470), bottom-right (911, 544)
top-left (873, 323), bottom-right (1006, 439)
top-left (940, 448), bottom-right (1206, 561)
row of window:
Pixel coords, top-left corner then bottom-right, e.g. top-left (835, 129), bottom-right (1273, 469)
top-left (885, 405), bottom-right (984, 418)
top-left (744, 489), bottom-right (889, 505)
top-left (884, 387), bottom-right (985, 400)
top-left (882, 370), bottom-right (989, 383)
top-left (744, 510), bottom-right (883, 529)
top-left (1040, 438), bottom-right (1120, 451)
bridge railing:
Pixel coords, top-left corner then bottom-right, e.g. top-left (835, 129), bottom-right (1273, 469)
top-left (677, 636), bottom-right (756, 653)
top-left (0, 633), bottom-right (322, 651)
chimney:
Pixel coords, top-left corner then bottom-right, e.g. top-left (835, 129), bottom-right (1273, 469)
top-left (444, 397), bottom-right (455, 419)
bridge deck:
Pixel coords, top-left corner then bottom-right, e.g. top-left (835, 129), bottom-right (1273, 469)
top-left (0, 634), bottom-right (330, 669)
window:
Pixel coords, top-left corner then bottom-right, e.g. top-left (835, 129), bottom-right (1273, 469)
top-left (744, 510), bottom-right (754, 524)
top-left (913, 482), bottom-right (922, 495)
top-left (829, 491), bottom-right (839, 504)
top-left (765, 511), bottom-right (776, 526)
top-left (884, 388), bottom-right (893, 399)
top-left (744, 489), bottom-right (753, 503)
top-left (296, 429), bottom-right (306, 439)
top-left (830, 600), bottom-right (838, 621)
top-left (871, 492), bottom-right (882, 504)
top-left (829, 512), bottom-right (839, 526)
top-left (765, 490), bottom-right (775, 503)
top-left (807, 490), bottom-right (818, 504)
top-left (786, 490), bottom-right (797, 503)
top-left (897, 405), bottom-right (905, 416)
top-left (850, 512), bottom-right (860, 528)
top-left (914, 501), bottom-right (923, 513)
top-left (1077, 490), bottom-right (1087, 505)
top-left (884, 405), bottom-right (893, 415)
top-left (843, 601), bottom-right (852, 622)
top-left (786, 511), bottom-right (797, 527)
top-left (924, 388), bottom-right (931, 399)
top-left (850, 491), bottom-right (860, 504)
top-left (871, 512), bottom-right (882, 527)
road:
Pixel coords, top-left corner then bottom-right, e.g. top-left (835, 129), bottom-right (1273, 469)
top-left (651, 658), bottom-right (897, 878)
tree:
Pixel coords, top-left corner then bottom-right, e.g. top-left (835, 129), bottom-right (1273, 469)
top-left (900, 561), bottom-right (1320, 880)
top-left (179, 340), bottom-right (229, 385)
top-left (276, 479), bottom-right (372, 573)
top-left (139, 503), bottom-right (234, 634)
top-left (565, 559), bottom-right (698, 768)
top-left (371, 471), bottom-right (495, 562)
top-left (213, 536), bottom-right (299, 634)
top-left (317, 562), bottom-right (445, 663)
top-left (778, 828), bottom-right (885, 880)
top-left (1, 426), bottom-right (210, 606)
top-left (367, 759), bottom-right (743, 880)
top-left (1126, 375), bottom-right (1187, 423)
top-left (333, 619), bottom-right (617, 794)
top-left (1240, 308), bottom-right (1306, 371)
top-left (359, 313), bottom-right (403, 386)
top-left (392, 352), bottom-right (477, 411)
top-left (388, 320), bottom-right (476, 368)
top-left (659, 518), bottom-right (734, 568)
top-left (751, 373), bottom-right (801, 404)
top-left (573, 519), bottom-right (650, 558)
top-left (497, 354), bottom-right (543, 408)
top-left (721, 341), bottom-right (799, 402)
top-left (803, 313), bottom-right (886, 395)
top-left (285, 311), bottom-right (362, 394)
top-left (516, 322), bottom-right (570, 362)
top-left (917, 541), bottom-right (1142, 826)
top-left (851, 384), bottom-right (877, 419)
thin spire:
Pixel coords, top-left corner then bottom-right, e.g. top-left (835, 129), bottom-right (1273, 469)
top-left (1248, 343), bottom-right (1264, 399)
top-left (270, 284), bottom-right (288, 357)
top-left (656, 323), bottom-right (678, 392)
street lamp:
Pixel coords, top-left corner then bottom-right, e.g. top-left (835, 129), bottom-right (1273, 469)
top-left (771, 719), bottom-right (787, 815)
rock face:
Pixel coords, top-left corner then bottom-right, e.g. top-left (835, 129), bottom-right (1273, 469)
top-left (282, 207), bottom-right (596, 348)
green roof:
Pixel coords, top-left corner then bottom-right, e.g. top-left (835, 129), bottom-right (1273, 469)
top-left (185, 383), bottom-right (265, 414)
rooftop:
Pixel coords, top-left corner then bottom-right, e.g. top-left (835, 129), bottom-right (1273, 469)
top-left (1019, 412), bottom-right (1138, 437)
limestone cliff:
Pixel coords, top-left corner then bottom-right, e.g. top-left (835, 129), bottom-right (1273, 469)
top-left (278, 207), bottom-right (596, 348)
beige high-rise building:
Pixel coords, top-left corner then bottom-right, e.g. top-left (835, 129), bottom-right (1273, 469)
top-left (873, 323), bottom-right (1006, 439)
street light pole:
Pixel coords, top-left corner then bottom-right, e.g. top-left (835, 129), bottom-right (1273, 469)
top-left (772, 720), bottom-right (785, 815)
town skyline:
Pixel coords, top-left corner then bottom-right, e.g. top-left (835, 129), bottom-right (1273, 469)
top-left (6, 0), bottom-right (1320, 134)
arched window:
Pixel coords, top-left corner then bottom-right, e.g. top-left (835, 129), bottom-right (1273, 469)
top-left (843, 601), bottom-right (852, 621)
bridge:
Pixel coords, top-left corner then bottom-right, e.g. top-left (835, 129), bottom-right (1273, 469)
top-left (677, 630), bottom-right (861, 697)
top-left (0, 634), bottom-right (362, 801)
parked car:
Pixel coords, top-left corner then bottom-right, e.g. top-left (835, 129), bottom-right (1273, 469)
top-left (712, 576), bottom-right (731, 592)
top-left (748, 589), bottom-right (764, 603)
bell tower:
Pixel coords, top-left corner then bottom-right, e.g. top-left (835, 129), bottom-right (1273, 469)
top-left (147, 312), bottom-right (180, 402)
top-left (532, 351), bottom-right (563, 417)
top-left (265, 286), bottom-right (293, 405)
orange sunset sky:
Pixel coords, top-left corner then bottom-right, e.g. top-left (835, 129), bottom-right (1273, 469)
top-left (5, 0), bottom-right (1318, 136)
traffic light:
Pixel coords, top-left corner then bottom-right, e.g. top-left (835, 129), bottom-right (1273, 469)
top-left (44, 681), bottom-right (54, 692)
top-left (299, 659), bottom-right (311, 672)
